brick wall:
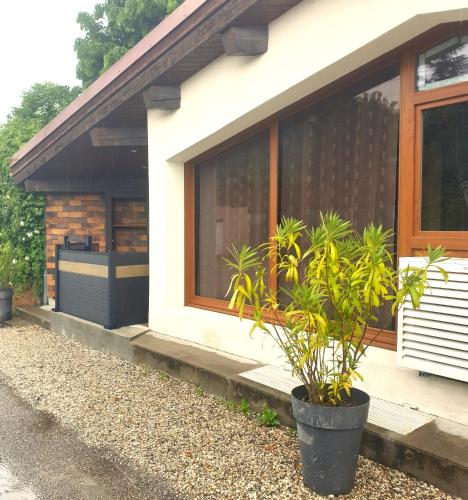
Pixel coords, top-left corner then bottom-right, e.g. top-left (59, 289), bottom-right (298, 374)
top-left (112, 199), bottom-right (148, 253)
top-left (45, 193), bottom-right (106, 300)
top-left (45, 194), bottom-right (148, 301)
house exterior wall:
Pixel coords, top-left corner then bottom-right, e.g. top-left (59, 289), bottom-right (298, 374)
top-left (146, 0), bottom-right (468, 423)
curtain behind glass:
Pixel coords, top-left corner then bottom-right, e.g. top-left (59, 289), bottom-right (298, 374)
top-left (280, 67), bottom-right (400, 233)
top-left (195, 130), bottom-right (269, 299)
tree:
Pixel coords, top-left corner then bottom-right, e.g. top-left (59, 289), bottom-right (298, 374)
top-left (74, 0), bottom-right (182, 88)
top-left (0, 83), bottom-right (81, 295)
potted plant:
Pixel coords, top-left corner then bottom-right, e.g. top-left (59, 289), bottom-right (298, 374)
top-left (0, 242), bottom-right (26, 322)
top-left (225, 213), bottom-right (446, 496)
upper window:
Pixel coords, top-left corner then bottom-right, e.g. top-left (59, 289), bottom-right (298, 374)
top-left (417, 36), bottom-right (468, 91)
top-left (195, 131), bottom-right (269, 300)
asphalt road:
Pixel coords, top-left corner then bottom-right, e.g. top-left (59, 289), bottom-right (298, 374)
top-left (0, 382), bottom-right (180, 500)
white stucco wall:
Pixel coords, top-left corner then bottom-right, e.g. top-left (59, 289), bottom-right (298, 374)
top-left (147, 0), bottom-right (468, 423)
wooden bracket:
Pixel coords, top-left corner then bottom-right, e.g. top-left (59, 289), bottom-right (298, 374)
top-left (222, 26), bottom-right (268, 56)
top-left (89, 127), bottom-right (147, 147)
top-left (143, 85), bottom-right (181, 110)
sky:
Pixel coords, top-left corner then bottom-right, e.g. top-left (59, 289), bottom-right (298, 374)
top-left (0, 0), bottom-right (98, 125)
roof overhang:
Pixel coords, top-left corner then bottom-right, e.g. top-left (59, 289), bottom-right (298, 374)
top-left (10, 0), bottom-right (301, 185)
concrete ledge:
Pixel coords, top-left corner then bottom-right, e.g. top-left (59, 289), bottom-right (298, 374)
top-left (362, 423), bottom-right (468, 499)
top-left (16, 305), bottom-right (51, 330)
top-left (132, 332), bottom-right (297, 425)
top-left (16, 306), bottom-right (148, 362)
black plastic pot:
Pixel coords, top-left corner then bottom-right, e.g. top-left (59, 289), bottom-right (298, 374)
top-left (0, 287), bottom-right (13, 322)
top-left (291, 385), bottom-right (370, 496)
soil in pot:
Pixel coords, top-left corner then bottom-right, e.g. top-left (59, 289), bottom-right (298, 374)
top-left (0, 288), bottom-right (13, 322)
top-left (291, 384), bottom-right (370, 496)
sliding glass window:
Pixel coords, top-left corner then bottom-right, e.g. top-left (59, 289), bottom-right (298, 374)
top-left (278, 66), bottom-right (400, 328)
top-left (192, 65), bottom-right (401, 330)
top-left (195, 131), bottom-right (270, 300)
top-left (187, 26), bottom-right (468, 349)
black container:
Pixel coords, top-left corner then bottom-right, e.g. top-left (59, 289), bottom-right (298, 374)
top-left (0, 287), bottom-right (13, 322)
top-left (291, 385), bottom-right (370, 496)
top-left (55, 248), bottom-right (149, 329)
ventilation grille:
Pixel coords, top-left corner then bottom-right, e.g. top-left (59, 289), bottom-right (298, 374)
top-left (397, 257), bottom-right (468, 383)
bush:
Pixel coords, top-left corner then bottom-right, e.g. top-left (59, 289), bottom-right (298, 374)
top-left (225, 213), bottom-right (446, 406)
top-left (0, 83), bottom-right (81, 297)
top-left (257, 406), bottom-right (280, 427)
top-left (0, 241), bottom-right (27, 292)
top-left (239, 398), bottom-right (250, 416)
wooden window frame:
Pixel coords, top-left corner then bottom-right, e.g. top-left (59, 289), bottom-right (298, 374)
top-left (185, 23), bottom-right (468, 352)
top-left (184, 122), bottom-right (277, 316)
top-left (399, 24), bottom-right (468, 258)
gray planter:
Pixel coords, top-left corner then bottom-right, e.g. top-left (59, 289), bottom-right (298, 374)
top-left (291, 385), bottom-right (370, 496)
top-left (0, 287), bottom-right (13, 322)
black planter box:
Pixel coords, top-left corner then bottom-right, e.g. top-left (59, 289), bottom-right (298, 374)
top-left (54, 248), bottom-right (149, 329)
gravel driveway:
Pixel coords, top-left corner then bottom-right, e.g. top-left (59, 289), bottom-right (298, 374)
top-left (0, 320), bottom-right (453, 499)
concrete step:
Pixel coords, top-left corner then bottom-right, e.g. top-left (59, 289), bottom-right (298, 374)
top-left (132, 332), bottom-right (295, 425)
top-left (16, 305), bottom-right (51, 330)
top-left (17, 306), bottom-right (148, 362)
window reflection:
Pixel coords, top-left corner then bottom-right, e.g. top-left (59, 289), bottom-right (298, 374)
top-left (279, 65), bottom-right (400, 236)
top-left (279, 65), bottom-right (400, 329)
top-left (417, 36), bottom-right (468, 91)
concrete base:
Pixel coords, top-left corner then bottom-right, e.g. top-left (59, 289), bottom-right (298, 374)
top-left (16, 306), bottom-right (468, 497)
top-left (17, 306), bottom-right (147, 362)
top-left (133, 332), bottom-right (297, 425)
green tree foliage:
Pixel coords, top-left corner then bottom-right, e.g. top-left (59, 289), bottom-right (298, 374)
top-left (0, 83), bottom-right (81, 295)
top-left (74, 0), bottom-right (182, 88)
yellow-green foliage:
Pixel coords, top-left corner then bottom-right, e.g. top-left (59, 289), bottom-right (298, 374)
top-left (225, 213), bottom-right (446, 406)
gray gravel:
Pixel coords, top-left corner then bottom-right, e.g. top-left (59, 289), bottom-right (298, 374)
top-left (0, 382), bottom-right (178, 499)
top-left (0, 320), bottom-right (454, 499)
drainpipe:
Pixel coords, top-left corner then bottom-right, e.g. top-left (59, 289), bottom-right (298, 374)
top-left (43, 269), bottom-right (48, 306)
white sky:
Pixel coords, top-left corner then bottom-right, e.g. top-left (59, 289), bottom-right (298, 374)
top-left (0, 0), bottom-right (98, 125)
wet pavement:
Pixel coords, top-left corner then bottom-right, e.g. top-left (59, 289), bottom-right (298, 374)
top-left (0, 382), bottom-right (180, 500)
top-left (0, 463), bottom-right (36, 499)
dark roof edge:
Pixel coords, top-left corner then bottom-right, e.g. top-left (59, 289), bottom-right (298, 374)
top-left (9, 0), bottom-right (212, 170)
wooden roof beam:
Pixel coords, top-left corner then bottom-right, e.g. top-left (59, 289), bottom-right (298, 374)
top-left (89, 127), bottom-right (148, 147)
top-left (222, 26), bottom-right (268, 56)
top-left (24, 178), bottom-right (148, 194)
top-left (143, 85), bottom-right (181, 110)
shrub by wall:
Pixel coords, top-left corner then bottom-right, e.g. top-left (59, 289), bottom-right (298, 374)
top-left (0, 83), bottom-right (81, 297)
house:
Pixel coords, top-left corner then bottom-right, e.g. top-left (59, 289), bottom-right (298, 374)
top-left (10, 0), bottom-right (468, 440)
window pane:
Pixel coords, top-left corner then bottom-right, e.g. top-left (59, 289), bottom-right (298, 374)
top-left (421, 102), bottom-right (468, 231)
top-left (417, 36), bottom-right (468, 91)
top-left (279, 66), bottom-right (400, 234)
top-left (195, 131), bottom-right (269, 299)
top-left (279, 66), bottom-right (400, 330)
